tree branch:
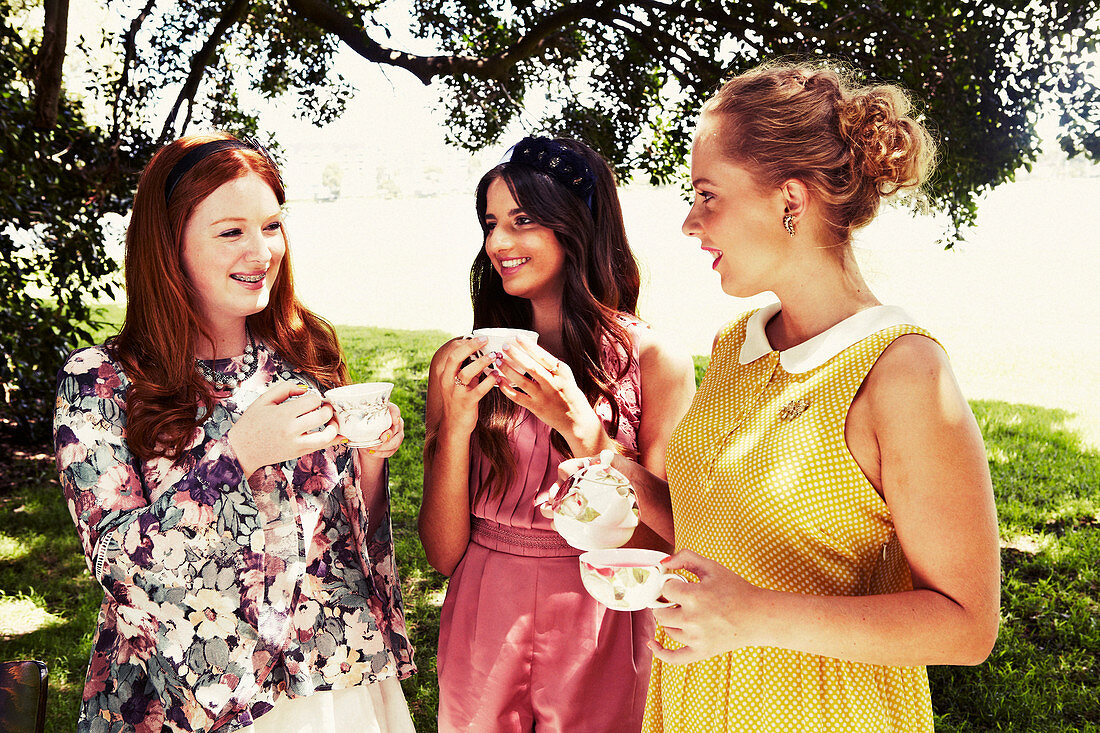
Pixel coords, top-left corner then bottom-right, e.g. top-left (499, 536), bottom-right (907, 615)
top-left (158, 0), bottom-right (253, 143)
top-left (286, 0), bottom-right (622, 83)
top-left (112, 0), bottom-right (158, 142)
top-left (607, 11), bottom-right (705, 85)
top-left (32, 0), bottom-right (69, 129)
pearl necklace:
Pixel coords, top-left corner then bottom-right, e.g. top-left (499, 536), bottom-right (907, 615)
top-left (195, 329), bottom-right (259, 392)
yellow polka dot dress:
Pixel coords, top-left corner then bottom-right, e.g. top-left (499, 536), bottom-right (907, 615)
top-left (643, 303), bottom-right (936, 733)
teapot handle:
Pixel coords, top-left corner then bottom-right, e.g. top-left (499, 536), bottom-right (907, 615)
top-left (542, 473), bottom-right (580, 514)
top-left (542, 450), bottom-right (616, 517)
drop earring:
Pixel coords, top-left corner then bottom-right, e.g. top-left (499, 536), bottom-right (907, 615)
top-left (783, 214), bottom-right (796, 237)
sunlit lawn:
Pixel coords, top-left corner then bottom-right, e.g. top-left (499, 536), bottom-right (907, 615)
top-left (1, 321), bottom-right (1097, 731)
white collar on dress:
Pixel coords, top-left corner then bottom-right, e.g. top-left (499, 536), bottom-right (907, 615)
top-left (738, 300), bottom-right (919, 374)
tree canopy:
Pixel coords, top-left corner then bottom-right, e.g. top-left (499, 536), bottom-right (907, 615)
top-left (5, 0), bottom-right (1100, 437)
top-left (2, 0), bottom-right (135, 439)
top-left (77, 0), bottom-right (1100, 221)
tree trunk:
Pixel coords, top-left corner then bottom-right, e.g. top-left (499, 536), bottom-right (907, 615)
top-left (33, 0), bottom-right (70, 129)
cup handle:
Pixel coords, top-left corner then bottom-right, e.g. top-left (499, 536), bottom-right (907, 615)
top-left (648, 574), bottom-right (688, 609)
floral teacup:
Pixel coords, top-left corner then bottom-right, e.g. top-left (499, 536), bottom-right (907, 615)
top-left (323, 382), bottom-right (394, 447)
top-left (579, 548), bottom-right (687, 611)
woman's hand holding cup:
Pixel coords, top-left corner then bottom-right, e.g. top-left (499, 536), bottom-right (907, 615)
top-left (647, 549), bottom-right (766, 665)
top-left (440, 336), bottom-right (497, 436)
top-left (495, 339), bottom-right (603, 453)
top-left (229, 381), bottom-right (340, 477)
top-left (358, 402), bottom-right (405, 460)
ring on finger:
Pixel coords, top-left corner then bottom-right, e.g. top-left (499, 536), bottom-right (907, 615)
top-left (454, 375), bottom-right (466, 388)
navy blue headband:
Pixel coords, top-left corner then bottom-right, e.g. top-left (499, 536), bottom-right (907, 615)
top-left (501, 136), bottom-right (597, 210)
top-left (163, 138), bottom-right (280, 204)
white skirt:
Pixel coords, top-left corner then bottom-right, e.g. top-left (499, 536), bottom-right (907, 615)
top-left (249, 677), bottom-right (416, 733)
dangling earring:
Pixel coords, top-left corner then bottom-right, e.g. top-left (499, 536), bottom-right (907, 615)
top-left (783, 214), bottom-right (796, 237)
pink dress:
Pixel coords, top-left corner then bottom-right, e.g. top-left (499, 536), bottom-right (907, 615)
top-left (437, 319), bottom-right (654, 732)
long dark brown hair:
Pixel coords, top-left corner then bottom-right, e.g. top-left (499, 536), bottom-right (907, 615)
top-left (110, 132), bottom-right (348, 463)
top-left (460, 138), bottom-right (641, 493)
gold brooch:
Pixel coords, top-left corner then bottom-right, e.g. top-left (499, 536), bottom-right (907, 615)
top-left (779, 397), bottom-right (811, 420)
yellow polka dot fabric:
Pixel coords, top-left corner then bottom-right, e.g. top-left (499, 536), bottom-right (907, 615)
top-left (643, 308), bottom-right (936, 732)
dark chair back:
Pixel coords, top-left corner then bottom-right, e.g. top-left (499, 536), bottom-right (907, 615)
top-left (0, 661), bottom-right (48, 733)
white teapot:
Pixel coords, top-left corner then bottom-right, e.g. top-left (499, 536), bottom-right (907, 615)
top-left (541, 449), bottom-right (639, 551)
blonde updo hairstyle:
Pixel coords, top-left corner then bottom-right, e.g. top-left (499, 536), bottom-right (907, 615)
top-left (702, 61), bottom-right (937, 246)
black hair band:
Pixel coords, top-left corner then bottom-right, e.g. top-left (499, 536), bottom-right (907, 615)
top-left (163, 139), bottom-right (253, 204)
top-left (505, 136), bottom-right (598, 211)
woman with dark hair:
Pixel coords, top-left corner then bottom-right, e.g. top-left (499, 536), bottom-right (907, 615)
top-left (569, 62), bottom-right (1000, 732)
top-left (419, 136), bottom-right (696, 732)
top-left (54, 133), bottom-right (416, 732)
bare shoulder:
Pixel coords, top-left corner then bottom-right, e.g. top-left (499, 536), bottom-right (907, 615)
top-left (634, 326), bottom-right (696, 384)
top-left (871, 330), bottom-right (948, 373)
top-left (863, 333), bottom-right (977, 439)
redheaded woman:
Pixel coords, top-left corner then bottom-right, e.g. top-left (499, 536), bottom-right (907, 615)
top-left (54, 134), bottom-right (416, 732)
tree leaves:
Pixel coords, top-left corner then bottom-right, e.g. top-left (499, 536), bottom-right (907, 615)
top-left (5, 0), bottom-right (1099, 439)
top-left (1, 3), bottom-right (137, 440)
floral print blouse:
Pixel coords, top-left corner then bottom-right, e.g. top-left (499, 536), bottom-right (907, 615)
top-left (54, 343), bottom-right (416, 733)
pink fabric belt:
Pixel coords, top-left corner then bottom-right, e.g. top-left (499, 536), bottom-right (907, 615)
top-left (470, 517), bottom-right (580, 558)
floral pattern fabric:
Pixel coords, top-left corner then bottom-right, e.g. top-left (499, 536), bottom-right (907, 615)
top-left (54, 344), bottom-right (415, 733)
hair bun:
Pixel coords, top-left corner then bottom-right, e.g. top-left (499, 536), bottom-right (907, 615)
top-left (702, 61), bottom-right (938, 244)
top-left (837, 86), bottom-right (934, 195)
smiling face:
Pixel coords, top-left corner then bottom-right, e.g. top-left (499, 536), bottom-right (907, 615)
top-left (180, 172), bottom-right (285, 331)
top-left (482, 177), bottom-right (567, 303)
top-left (682, 113), bottom-right (791, 298)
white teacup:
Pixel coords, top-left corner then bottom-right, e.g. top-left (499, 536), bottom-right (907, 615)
top-left (579, 548), bottom-right (687, 611)
top-left (541, 449), bottom-right (639, 551)
top-left (323, 382), bottom-right (394, 447)
top-left (469, 328), bottom-right (538, 358)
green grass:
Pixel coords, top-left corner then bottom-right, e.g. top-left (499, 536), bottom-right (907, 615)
top-left (930, 401), bottom-right (1100, 732)
top-left (1, 333), bottom-right (1098, 731)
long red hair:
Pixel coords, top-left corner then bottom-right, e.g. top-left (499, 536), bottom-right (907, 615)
top-left (111, 132), bottom-right (348, 463)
